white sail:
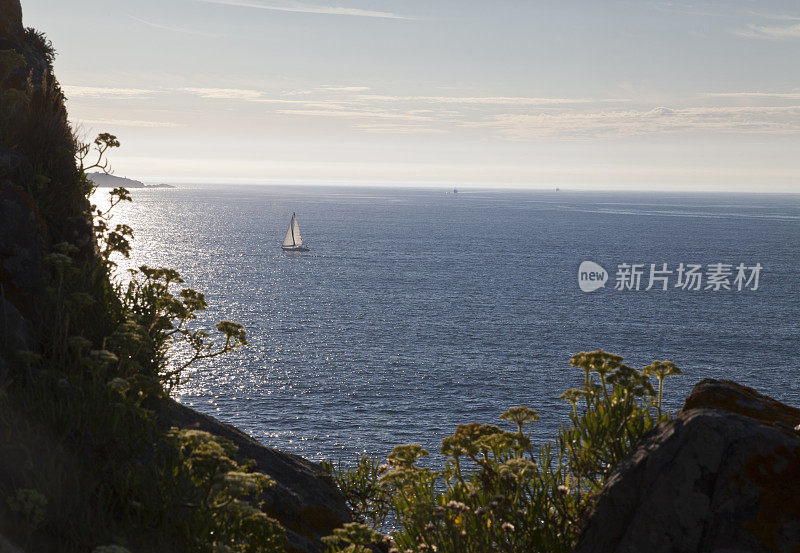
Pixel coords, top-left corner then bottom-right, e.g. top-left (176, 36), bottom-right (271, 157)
top-left (292, 215), bottom-right (303, 245)
top-left (282, 213), bottom-right (303, 247)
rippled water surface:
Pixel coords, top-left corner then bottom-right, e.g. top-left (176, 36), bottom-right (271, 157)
top-left (103, 185), bottom-right (800, 462)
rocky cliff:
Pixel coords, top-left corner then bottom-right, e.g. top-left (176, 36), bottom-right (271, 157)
top-left (573, 379), bottom-right (800, 553)
top-left (158, 399), bottom-right (351, 553)
top-left (1, 2), bottom-right (349, 551)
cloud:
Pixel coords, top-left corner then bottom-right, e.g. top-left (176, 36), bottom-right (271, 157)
top-left (63, 86), bottom-right (160, 98)
top-left (74, 118), bottom-right (184, 128)
top-left (353, 123), bottom-right (448, 135)
top-left (127, 15), bottom-right (226, 38)
top-left (735, 22), bottom-right (800, 40)
top-left (703, 92), bottom-right (800, 100)
top-left (181, 87), bottom-right (265, 100)
top-left (196, 0), bottom-right (413, 20)
top-left (648, 106), bottom-right (675, 115)
top-left (357, 95), bottom-right (617, 106)
top-left (462, 105), bottom-right (800, 140)
top-left (317, 85), bottom-right (371, 91)
top-left (274, 108), bottom-right (437, 121)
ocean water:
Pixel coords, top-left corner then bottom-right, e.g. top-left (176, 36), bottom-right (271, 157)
top-left (103, 185), bottom-right (800, 462)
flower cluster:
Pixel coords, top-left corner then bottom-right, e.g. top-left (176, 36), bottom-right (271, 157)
top-left (325, 350), bottom-right (682, 553)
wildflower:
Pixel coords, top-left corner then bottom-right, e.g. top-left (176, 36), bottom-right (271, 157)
top-left (474, 432), bottom-right (514, 452)
top-left (216, 320), bottom-right (247, 344)
top-left (499, 458), bottom-right (537, 482)
top-left (67, 335), bottom-right (92, 352)
top-left (501, 522), bottom-right (515, 533)
top-left (322, 522), bottom-right (381, 548)
top-left (557, 485), bottom-right (569, 494)
top-left (446, 500), bottom-right (469, 512)
top-left (500, 406), bottom-right (539, 433)
top-left (388, 444), bottom-right (429, 468)
top-left (108, 377), bottom-right (129, 395)
top-left (88, 349), bottom-right (119, 366)
top-left (16, 350), bottom-right (41, 366)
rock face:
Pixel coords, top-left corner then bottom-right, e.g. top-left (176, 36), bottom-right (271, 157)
top-left (0, 0), bottom-right (23, 49)
top-left (573, 379), bottom-right (800, 553)
top-left (1, 5), bottom-right (351, 551)
top-left (158, 399), bottom-right (351, 553)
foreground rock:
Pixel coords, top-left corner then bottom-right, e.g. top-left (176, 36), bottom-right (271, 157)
top-left (573, 379), bottom-right (800, 553)
top-left (157, 399), bottom-right (351, 553)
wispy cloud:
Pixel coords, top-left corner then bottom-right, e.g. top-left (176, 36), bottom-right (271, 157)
top-left (735, 22), bottom-right (800, 40)
top-left (63, 86), bottom-right (160, 98)
top-left (274, 108), bottom-right (437, 122)
top-left (127, 15), bottom-right (226, 38)
top-left (181, 87), bottom-right (264, 100)
top-left (353, 123), bottom-right (448, 135)
top-left (318, 85), bottom-right (371, 91)
top-left (703, 92), bottom-right (800, 100)
top-left (197, 0), bottom-right (413, 20)
top-left (357, 95), bottom-right (619, 106)
top-left (463, 105), bottom-right (800, 140)
top-left (74, 118), bottom-right (184, 128)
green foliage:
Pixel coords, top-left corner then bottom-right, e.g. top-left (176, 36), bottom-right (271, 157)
top-left (326, 350), bottom-right (681, 553)
top-left (23, 27), bottom-right (56, 66)
top-left (1, 32), bottom-right (279, 550)
top-left (321, 455), bottom-right (391, 529)
top-left (117, 261), bottom-right (248, 391)
top-left (0, 49), bottom-right (28, 121)
top-left (77, 132), bottom-right (121, 174)
top-left (167, 429), bottom-right (287, 553)
top-left (321, 522), bottom-right (385, 553)
top-left (5, 488), bottom-right (47, 537)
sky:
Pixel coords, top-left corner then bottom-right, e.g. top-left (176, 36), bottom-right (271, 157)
top-left (21, 0), bottom-right (800, 191)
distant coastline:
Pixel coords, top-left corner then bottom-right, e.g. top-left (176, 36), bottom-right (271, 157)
top-left (87, 172), bottom-right (174, 189)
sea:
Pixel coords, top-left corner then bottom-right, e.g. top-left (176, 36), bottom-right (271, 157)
top-left (101, 185), bottom-right (800, 463)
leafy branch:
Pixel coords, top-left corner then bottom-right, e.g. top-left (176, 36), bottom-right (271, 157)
top-left (76, 132), bottom-right (120, 174)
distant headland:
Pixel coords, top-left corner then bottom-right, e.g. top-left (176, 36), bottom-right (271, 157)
top-left (87, 171), bottom-right (174, 188)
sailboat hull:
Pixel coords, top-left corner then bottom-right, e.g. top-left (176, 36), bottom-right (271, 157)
top-left (281, 245), bottom-right (310, 252)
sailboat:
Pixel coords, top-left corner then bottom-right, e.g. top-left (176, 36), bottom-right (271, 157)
top-left (281, 212), bottom-right (310, 252)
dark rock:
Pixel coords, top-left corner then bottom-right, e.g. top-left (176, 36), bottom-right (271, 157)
top-left (0, 183), bottom-right (43, 320)
top-left (683, 378), bottom-right (800, 429)
top-left (0, 0), bottom-right (23, 49)
top-left (157, 398), bottom-right (351, 553)
top-left (573, 380), bottom-right (800, 553)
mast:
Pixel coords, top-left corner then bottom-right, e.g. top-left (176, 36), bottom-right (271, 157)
top-left (282, 213), bottom-right (304, 248)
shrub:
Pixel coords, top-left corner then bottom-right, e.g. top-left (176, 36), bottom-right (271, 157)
top-left (1, 28), bottom-right (282, 551)
top-left (326, 350), bottom-right (681, 553)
